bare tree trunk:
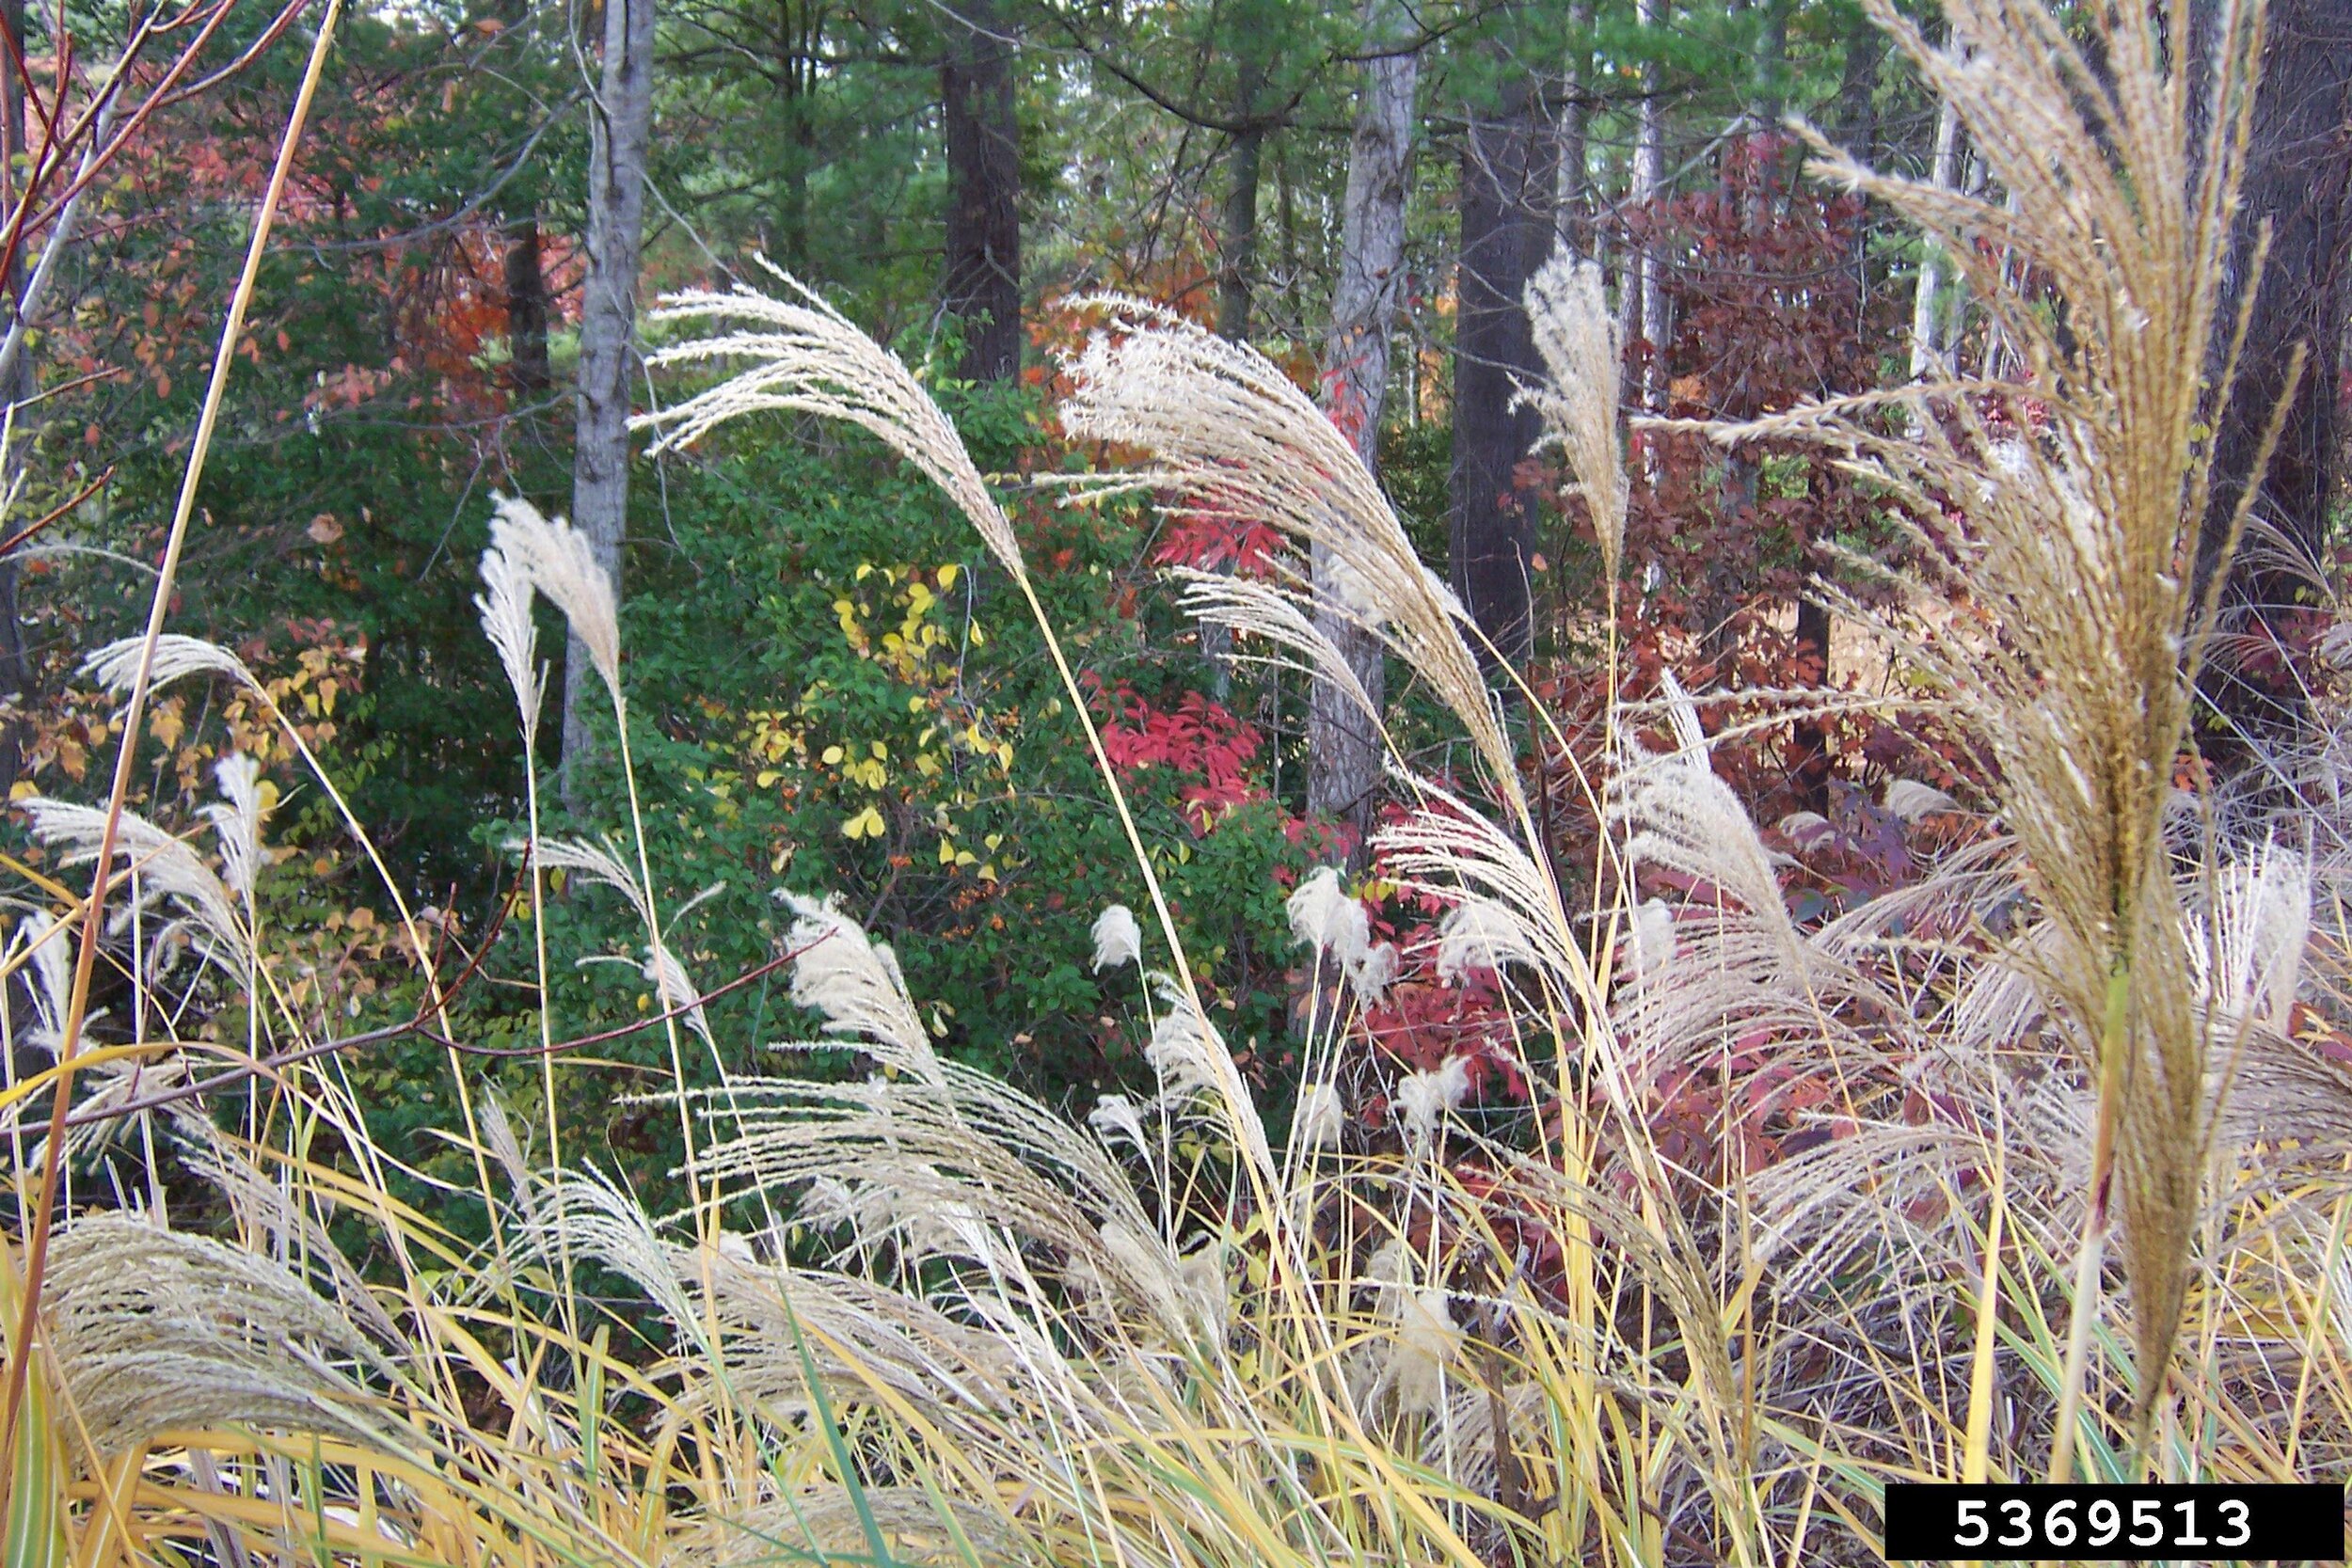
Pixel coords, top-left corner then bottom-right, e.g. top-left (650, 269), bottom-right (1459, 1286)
top-left (1450, 70), bottom-right (1548, 669)
top-left (1630, 0), bottom-right (1666, 411)
top-left (1308, 0), bottom-right (1418, 856)
top-left (1788, 10), bottom-right (1883, 810)
top-left (1215, 50), bottom-right (1267, 343)
top-left (775, 0), bottom-right (819, 270)
top-left (1909, 100), bottom-right (1963, 378)
top-left (1554, 0), bottom-right (1592, 257)
top-left (560, 0), bottom-right (657, 806)
top-left (504, 216), bottom-right (551, 397)
top-left (0, 0), bottom-right (33, 792)
top-left (942, 0), bottom-right (1021, 384)
top-left (1199, 60), bottom-right (1270, 696)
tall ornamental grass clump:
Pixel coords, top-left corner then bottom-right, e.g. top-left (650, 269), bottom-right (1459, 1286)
top-left (8, 0), bottom-right (2352, 1561)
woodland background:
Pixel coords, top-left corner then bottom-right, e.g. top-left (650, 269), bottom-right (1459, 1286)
top-left (0, 0), bottom-right (2345, 1198)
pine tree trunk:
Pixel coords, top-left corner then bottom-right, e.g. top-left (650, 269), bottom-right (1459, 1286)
top-left (942, 0), bottom-right (1021, 384)
top-left (1308, 0), bottom-right (1418, 856)
top-left (560, 0), bottom-right (657, 806)
top-left (1450, 71), bottom-right (1548, 668)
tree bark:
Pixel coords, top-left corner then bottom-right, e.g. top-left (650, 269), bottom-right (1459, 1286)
top-left (504, 216), bottom-right (551, 397)
top-left (1216, 124), bottom-right (1264, 342)
top-left (1629, 0), bottom-right (1667, 412)
top-left (1450, 71), bottom-right (1548, 668)
top-left (560, 0), bottom-right (657, 805)
top-left (1788, 10), bottom-right (1883, 810)
top-left (1554, 0), bottom-right (1593, 257)
top-left (1309, 0), bottom-right (1418, 855)
top-left (0, 0), bottom-right (34, 791)
top-left (1908, 99), bottom-right (1963, 378)
top-left (941, 0), bottom-right (1021, 384)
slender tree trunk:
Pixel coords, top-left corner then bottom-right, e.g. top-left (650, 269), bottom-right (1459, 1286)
top-left (504, 216), bottom-right (551, 397)
top-left (1309, 0), bottom-right (1418, 856)
top-left (941, 0), bottom-right (1021, 384)
top-left (1787, 12), bottom-right (1883, 810)
top-left (775, 0), bottom-right (818, 270)
top-left (1554, 0), bottom-right (1592, 257)
top-left (1201, 57), bottom-right (1269, 695)
top-left (1629, 0), bottom-right (1666, 411)
top-left (1216, 121), bottom-right (1265, 341)
top-left (1450, 71), bottom-right (1548, 668)
top-left (561, 0), bottom-right (657, 805)
top-left (0, 0), bottom-right (33, 792)
top-left (1708, 0), bottom-right (1791, 669)
top-left (1909, 100), bottom-right (1963, 377)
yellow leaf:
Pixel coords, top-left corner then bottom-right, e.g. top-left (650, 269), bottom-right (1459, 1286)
top-left (842, 805), bottom-right (885, 841)
top-left (8, 781), bottom-right (34, 802)
top-left (977, 863), bottom-right (997, 882)
top-left (937, 563), bottom-right (961, 590)
top-left (821, 745), bottom-right (844, 766)
top-left (938, 837), bottom-right (956, 864)
top-left (854, 562), bottom-right (873, 581)
top-left (970, 625), bottom-right (986, 646)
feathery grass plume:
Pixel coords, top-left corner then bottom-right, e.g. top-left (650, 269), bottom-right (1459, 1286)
top-left (1174, 566), bottom-right (1378, 722)
top-left (40, 1217), bottom-right (409, 1456)
top-left (1394, 1056), bottom-right (1471, 1149)
top-left (774, 891), bottom-right (941, 1083)
top-left (80, 631), bottom-right (262, 697)
top-left (201, 752), bottom-right (265, 911)
top-left (473, 533), bottom-right (546, 735)
top-left (1286, 866), bottom-right (1370, 966)
top-left (1291, 1083), bottom-right (1344, 1150)
top-left (1883, 777), bottom-right (1962, 823)
top-left (13, 912), bottom-right (72, 1058)
top-left (1518, 252), bottom-right (1629, 582)
top-left (529, 833), bottom-right (654, 926)
top-left (2192, 839), bottom-right (2310, 1035)
top-left (20, 797), bottom-right (247, 967)
top-left (1375, 773), bottom-right (1584, 994)
top-left (1612, 677), bottom-right (1799, 958)
top-left (1710, 0), bottom-right (2277, 1443)
top-left (1056, 298), bottom-right (1523, 798)
top-left (485, 494), bottom-right (620, 700)
top-left (1089, 903), bottom-right (1142, 973)
top-left (632, 262), bottom-right (1022, 575)
top-left (1352, 941), bottom-right (1399, 1006)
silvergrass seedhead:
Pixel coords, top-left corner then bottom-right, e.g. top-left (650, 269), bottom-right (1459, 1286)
top-left (1720, 0), bottom-right (2282, 1446)
top-left (1519, 253), bottom-right (1629, 585)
